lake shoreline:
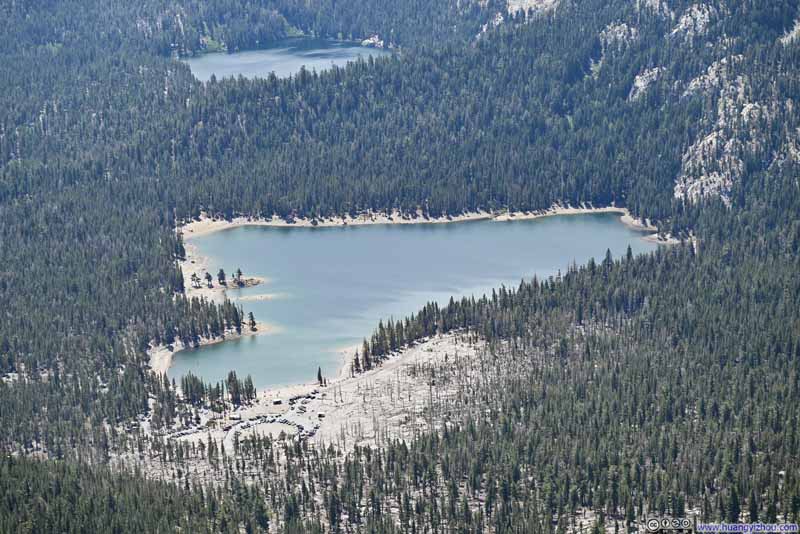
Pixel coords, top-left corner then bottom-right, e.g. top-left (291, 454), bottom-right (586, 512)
top-left (164, 204), bottom-right (674, 380)
top-left (156, 239), bottom-right (282, 376)
top-left (178, 204), bottom-right (675, 242)
top-left (148, 320), bottom-right (277, 376)
top-left (184, 36), bottom-right (383, 60)
top-left (138, 333), bottom-right (479, 465)
top-left (184, 37), bottom-right (392, 82)
top-left (180, 240), bottom-right (271, 304)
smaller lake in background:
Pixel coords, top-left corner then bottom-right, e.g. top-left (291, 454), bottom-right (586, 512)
top-left (184, 38), bottom-right (391, 81)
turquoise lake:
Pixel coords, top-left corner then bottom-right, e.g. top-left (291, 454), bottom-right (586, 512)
top-left (169, 214), bottom-right (660, 389)
top-left (184, 38), bottom-right (391, 81)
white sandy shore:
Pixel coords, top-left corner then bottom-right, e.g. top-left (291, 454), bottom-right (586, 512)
top-left (180, 210), bottom-right (493, 238)
top-left (164, 203), bottom-right (677, 382)
top-left (155, 204), bottom-right (675, 415)
top-left (148, 321), bottom-right (277, 376)
top-left (157, 235), bottom-right (280, 376)
top-left (121, 207), bottom-right (680, 485)
top-left (168, 203), bottom-right (672, 371)
top-left (178, 204), bottom-right (675, 241)
top-left (180, 240), bottom-right (268, 304)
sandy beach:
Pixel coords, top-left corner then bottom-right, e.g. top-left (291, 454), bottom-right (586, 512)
top-left (178, 204), bottom-right (674, 242)
top-left (151, 233), bottom-right (281, 376)
top-left (148, 320), bottom-right (277, 375)
top-left (180, 240), bottom-right (268, 304)
top-left (179, 210), bottom-right (493, 238)
top-left (160, 203), bottom-right (676, 378)
top-left (143, 201), bottom-right (680, 441)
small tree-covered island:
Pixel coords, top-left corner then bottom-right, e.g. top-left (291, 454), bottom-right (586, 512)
top-left (1, 0), bottom-right (800, 532)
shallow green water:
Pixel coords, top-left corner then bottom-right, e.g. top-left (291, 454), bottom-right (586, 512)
top-left (184, 38), bottom-right (391, 81)
top-left (169, 214), bottom-right (659, 389)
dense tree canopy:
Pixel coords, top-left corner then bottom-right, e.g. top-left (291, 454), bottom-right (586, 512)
top-left (1, 0), bottom-right (799, 531)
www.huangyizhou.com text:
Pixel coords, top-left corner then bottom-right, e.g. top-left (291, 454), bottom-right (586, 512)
top-left (696, 524), bottom-right (799, 533)
top-left (645, 518), bottom-right (799, 533)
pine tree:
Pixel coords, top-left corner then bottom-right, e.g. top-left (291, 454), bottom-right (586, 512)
top-left (243, 375), bottom-right (256, 402)
top-left (728, 487), bottom-right (741, 523)
top-left (749, 490), bottom-right (759, 522)
top-left (362, 339), bottom-right (371, 370)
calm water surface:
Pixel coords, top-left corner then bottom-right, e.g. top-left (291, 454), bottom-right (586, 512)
top-left (184, 38), bottom-right (391, 81)
top-left (169, 214), bottom-right (659, 389)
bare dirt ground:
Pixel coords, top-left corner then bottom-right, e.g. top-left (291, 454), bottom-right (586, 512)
top-left (118, 333), bottom-right (486, 485)
top-left (171, 333), bottom-right (481, 452)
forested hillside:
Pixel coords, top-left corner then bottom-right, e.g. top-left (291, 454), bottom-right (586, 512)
top-left (1, 0), bottom-right (799, 531)
top-left (2, 0), bottom-right (501, 56)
